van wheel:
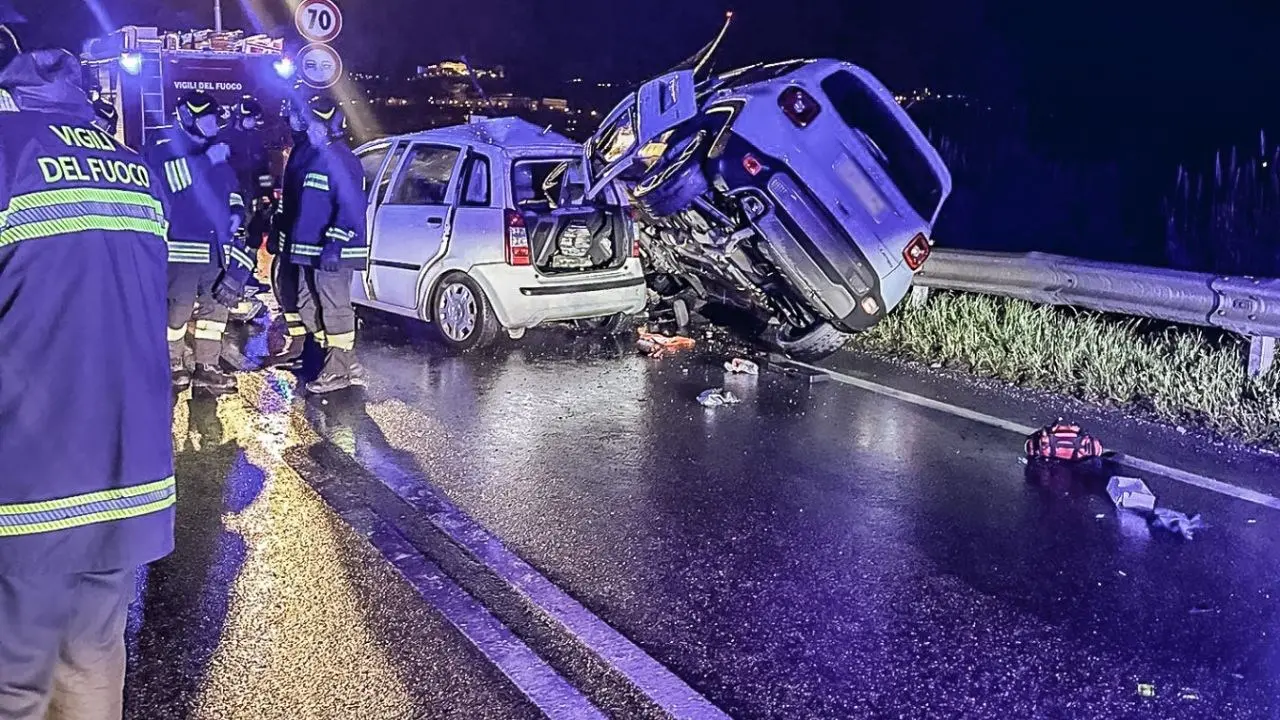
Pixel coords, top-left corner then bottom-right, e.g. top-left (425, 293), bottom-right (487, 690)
top-left (773, 321), bottom-right (850, 362)
top-left (430, 272), bottom-right (500, 352)
top-left (633, 130), bottom-right (710, 218)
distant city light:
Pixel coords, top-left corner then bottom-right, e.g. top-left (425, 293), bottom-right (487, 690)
top-left (273, 56), bottom-right (296, 79)
top-left (119, 53), bottom-right (143, 75)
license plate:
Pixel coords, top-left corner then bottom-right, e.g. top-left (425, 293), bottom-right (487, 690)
top-left (833, 154), bottom-right (889, 221)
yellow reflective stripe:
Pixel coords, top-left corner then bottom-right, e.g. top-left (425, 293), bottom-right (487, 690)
top-left (167, 325), bottom-right (188, 342)
top-left (284, 313), bottom-right (303, 323)
top-left (287, 326), bottom-right (309, 337)
top-left (304, 173), bottom-right (330, 191)
top-left (0, 216), bottom-right (167, 247)
top-left (314, 331), bottom-right (327, 347)
top-left (0, 477), bottom-right (174, 517)
top-left (6, 188), bottom-right (164, 214)
top-left (193, 320), bottom-right (226, 341)
top-left (327, 332), bottom-right (356, 350)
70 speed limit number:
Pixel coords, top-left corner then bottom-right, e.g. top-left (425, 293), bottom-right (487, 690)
top-left (295, 0), bottom-right (343, 44)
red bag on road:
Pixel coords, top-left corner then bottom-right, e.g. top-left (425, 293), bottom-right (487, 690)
top-left (1025, 422), bottom-right (1104, 461)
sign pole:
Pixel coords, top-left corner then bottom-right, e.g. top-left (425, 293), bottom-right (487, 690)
top-left (214, 0), bottom-right (223, 32)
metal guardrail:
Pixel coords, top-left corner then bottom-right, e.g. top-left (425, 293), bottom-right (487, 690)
top-left (912, 249), bottom-right (1280, 377)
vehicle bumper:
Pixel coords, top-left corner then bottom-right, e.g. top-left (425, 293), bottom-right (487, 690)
top-left (470, 259), bottom-right (648, 330)
top-left (753, 174), bottom-right (900, 332)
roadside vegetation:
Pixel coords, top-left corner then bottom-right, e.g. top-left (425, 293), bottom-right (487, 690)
top-left (853, 291), bottom-right (1280, 446)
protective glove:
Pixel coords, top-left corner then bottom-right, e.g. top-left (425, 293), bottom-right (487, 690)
top-left (206, 142), bottom-right (231, 165)
top-left (319, 243), bottom-right (342, 273)
top-left (212, 273), bottom-right (245, 309)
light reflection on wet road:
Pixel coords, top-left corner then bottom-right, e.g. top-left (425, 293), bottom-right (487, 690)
top-left (125, 319), bottom-right (1280, 719)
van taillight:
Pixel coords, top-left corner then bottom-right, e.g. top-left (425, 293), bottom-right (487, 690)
top-left (505, 210), bottom-right (530, 266)
top-left (779, 86), bottom-right (821, 128)
top-left (903, 233), bottom-right (931, 270)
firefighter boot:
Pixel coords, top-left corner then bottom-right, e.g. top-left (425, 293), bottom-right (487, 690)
top-left (192, 364), bottom-right (237, 394)
top-left (172, 363), bottom-right (192, 391)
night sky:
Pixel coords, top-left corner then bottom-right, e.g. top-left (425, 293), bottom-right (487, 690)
top-left (9, 0), bottom-right (1280, 143)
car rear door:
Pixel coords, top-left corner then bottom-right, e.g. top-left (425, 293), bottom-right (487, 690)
top-left (583, 70), bottom-right (699, 200)
top-left (367, 142), bottom-right (464, 311)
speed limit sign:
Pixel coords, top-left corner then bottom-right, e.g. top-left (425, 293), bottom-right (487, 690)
top-left (295, 0), bottom-right (343, 44)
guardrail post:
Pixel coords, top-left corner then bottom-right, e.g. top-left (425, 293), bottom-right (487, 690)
top-left (909, 285), bottom-right (930, 309)
top-left (1248, 336), bottom-right (1276, 378)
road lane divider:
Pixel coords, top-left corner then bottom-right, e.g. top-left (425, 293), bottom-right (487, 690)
top-left (786, 360), bottom-right (1280, 513)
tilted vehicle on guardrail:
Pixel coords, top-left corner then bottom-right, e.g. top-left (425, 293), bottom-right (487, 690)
top-left (583, 20), bottom-right (952, 360)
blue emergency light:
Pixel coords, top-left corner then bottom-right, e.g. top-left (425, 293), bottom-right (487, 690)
top-left (273, 57), bottom-right (295, 79)
top-left (119, 52), bottom-right (142, 75)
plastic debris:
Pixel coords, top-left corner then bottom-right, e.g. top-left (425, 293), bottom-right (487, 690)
top-left (724, 358), bottom-right (760, 375)
top-left (1151, 508), bottom-right (1207, 540)
top-left (1137, 683), bottom-right (1157, 698)
top-left (697, 388), bottom-right (741, 408)
top-left (1107, 476), bottom-right (1157, 512)
top-left (1178, 688), bottom-right (1202, 702)
top-left (637, 331), bottom-right (696, 359)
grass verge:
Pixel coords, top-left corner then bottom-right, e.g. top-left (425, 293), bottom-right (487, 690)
top-left (852, 291), bottom-right (1280, 446)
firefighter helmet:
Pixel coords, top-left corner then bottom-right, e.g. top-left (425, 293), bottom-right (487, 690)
top-left (0, 0), bottom-right (24, 24)
top-left (307, 96), bottom-right (347, 138)
top-left (175, 90), bottom-right (222, 137)
top-left (0, 2), bottom-right (21, 72)
top-left (234, 95), bottom-right (264, 124)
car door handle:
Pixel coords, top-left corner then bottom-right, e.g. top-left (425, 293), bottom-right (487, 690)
top-left (426, 217), bottom-right (444, 227)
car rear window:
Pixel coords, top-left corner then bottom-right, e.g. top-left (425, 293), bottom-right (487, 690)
top-left (820, 69), bottom-right (945, 221)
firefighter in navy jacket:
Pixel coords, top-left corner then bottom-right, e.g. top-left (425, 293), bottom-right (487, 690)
top-left (0, 12), bottom-right (175, 716)
top-left (265, 99), bottom-right (314, 367)
top-left (288, 96), bottom-right (368, 393)
top-left (144, 91), bottom-right (250, 393)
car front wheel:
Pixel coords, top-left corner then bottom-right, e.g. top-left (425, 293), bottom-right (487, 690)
top-left (773, 321), bottom-right (850, 362)
top-left (430, 272), bottom-right (500, 352)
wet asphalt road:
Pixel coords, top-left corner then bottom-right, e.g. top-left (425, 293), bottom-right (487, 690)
top-left (130, 316), bottom-right (1280, 719)
top-left (125, 375), bottom-right (540, 719)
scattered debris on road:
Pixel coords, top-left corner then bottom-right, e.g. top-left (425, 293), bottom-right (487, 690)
top-left (1024, 420), bottom-right (1104, 461)
top-left (1151, 508), bottom-right (1207, 540)
top-left (1107, 476), bottom-right (1157, 512)
top-left (1137, 683), bottom-right (1157, 698)
top-left (724, 358), bottom-right (760, 375)
top-left (698, 388), bottom-right (741, 408)
top-left (1178, 688), bottom-right (1202, 703)
top-left (636, 331), bottom-right (696, 359)
top-left (1189, 602), bottom-right (1218, 615)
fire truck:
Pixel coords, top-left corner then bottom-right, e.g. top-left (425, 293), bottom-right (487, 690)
top-left (80, 26), bottom-right (294, 154)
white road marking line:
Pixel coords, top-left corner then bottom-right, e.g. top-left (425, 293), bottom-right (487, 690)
top-left (789, 360), bottom-right (1280, 512)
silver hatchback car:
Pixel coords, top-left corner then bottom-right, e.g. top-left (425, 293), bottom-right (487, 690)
top-left (351, 118), bottom-right (646, 351)
top-left (585, 57), bottom-right (952, 360)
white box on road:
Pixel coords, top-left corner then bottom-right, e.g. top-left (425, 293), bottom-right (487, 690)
top-left (1108, 476), bottom-right (1157, 512)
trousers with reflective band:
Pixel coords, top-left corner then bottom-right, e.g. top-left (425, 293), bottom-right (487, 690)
top-left (0, 478), bottom-right (175, 537)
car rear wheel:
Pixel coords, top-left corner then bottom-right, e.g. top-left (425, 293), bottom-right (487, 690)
top-left (633, 129), bottom-right (710, 218)
top-left (773, 321), bottom-right (850, 362)
top-left (430, 272), bottom-right (500, 352)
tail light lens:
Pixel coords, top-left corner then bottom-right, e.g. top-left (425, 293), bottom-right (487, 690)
top-left (504, 209), bottom-right (531, 266)
top-left (903, 233), bottom-right (931, 270)
top-left (742, 154), bottom-right (763, 176)
top-left (779, 86), bottom-right (821, 128)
